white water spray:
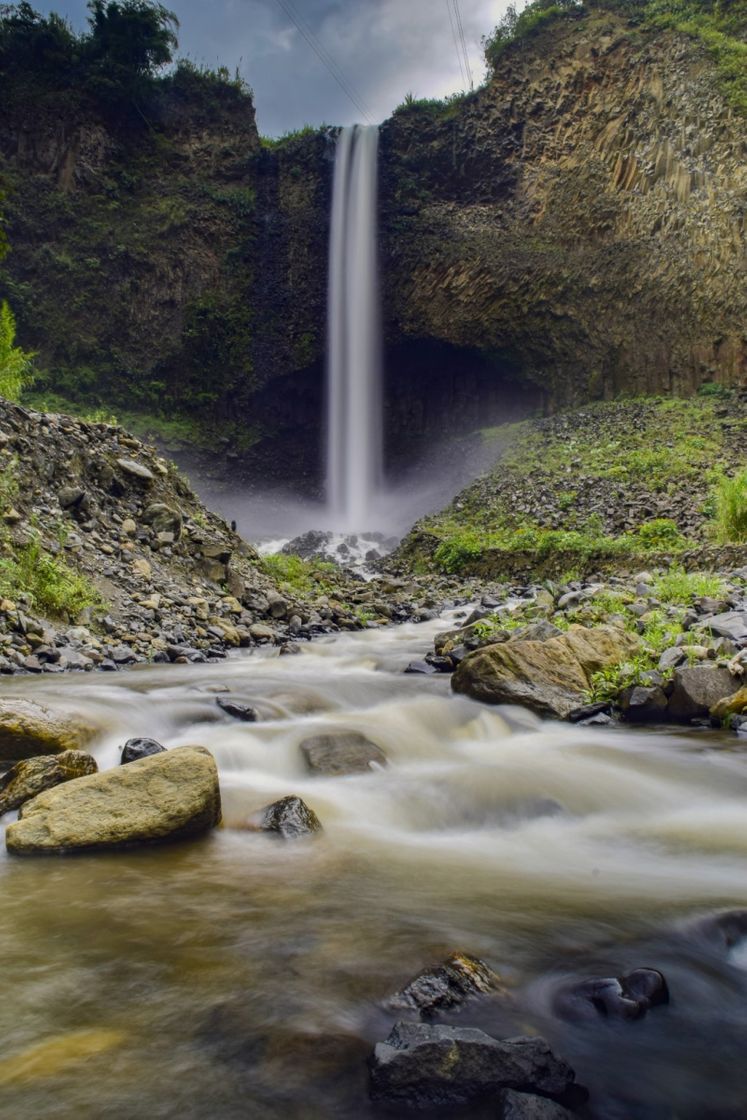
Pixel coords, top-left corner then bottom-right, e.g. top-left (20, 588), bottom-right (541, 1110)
top-left (326, 124), bottom-right (383, 531)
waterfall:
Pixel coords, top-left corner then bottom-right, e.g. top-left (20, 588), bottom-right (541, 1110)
top-left (326, 124), bottom-right (382, 531)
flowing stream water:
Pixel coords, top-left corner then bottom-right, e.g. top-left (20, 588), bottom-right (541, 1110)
top-left (1, 615), bottom-right (747, 1118)
top-left (326, 124), bottom-right (383, 532)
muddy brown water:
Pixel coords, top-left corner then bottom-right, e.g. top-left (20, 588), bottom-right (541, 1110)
top-left (0, 613), bottom-right (746, 1119)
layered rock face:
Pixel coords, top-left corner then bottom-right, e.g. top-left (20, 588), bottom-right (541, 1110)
top-left (381, 10), bottom-right (747, 406)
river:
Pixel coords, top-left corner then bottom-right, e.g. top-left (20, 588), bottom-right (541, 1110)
top-left (0, 611), bottom-right (746, 1119)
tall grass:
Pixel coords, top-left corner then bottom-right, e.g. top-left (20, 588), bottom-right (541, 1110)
top-left (713, 469), bottom-right (747, 544)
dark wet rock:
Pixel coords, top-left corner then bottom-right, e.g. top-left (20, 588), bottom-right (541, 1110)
top-left (216, 698), bottom-right (258, 722)
top-left (668, 665), bottom-right (736, 722)
top-left (120, 737), bottom-right (167, 765)
top-left (424, 653), bottom-right (455, 673)
top-left (405, 660), bottom-right (438, 676)
top-left (0, 750), bottom-right (98, 815)
top-left (300, 731), bottom-right (387, 775)
top-left (257, 795), bottom-right (322, 838)
top-left (368, 1022), bottom-right (577, 1109)
top-left (567, 701), bottom-right (611, 724)
top-left (386, 953), bottom-right (503, 1018)
top-left (554, 967), bottom-right (669, 1021)
top-left (689, 909), bottom-right (747, 952)
top-left (500, 1089), bottom-right (576, 1119)
top-left (619, 685), bottom-right (669, 722)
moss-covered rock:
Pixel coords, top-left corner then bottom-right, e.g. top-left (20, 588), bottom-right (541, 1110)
top-left (0, 750), bottom-right (97, 815)
top-left (6, 745), bottom-right (221, 854)
top-left (452, 625), bottom-right (639, 718)
top-left (0, 698), bottom-right (98, 762)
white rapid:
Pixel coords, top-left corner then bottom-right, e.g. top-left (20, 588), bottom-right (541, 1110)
top-left (326, 124), bottom-right (383, 532)
top-left (1, 616), bottom-right (747, 1117)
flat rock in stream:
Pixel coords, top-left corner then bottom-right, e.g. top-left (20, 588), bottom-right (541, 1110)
top-left (0, 698), bottom-right (98, 762)
top-left (299, 732), bottom-right (387, 776)
top-left (0, 751), bottom-right (98, 815)
top-left (6, 746), bottom-right (221, 854)
top-left (386, 953), bottom-right (504, 1018)
top-left (452, 626), bottom-right (639, 719)
top-left (368, 1022), bottom-right (576, 1109)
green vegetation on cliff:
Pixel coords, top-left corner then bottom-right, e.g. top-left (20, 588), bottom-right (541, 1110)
top-left (394, 397), bottom-right (747, 579)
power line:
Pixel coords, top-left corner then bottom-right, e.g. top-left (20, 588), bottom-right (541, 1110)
top-left (272, 0), bottom-right (374, 123)
top-left (452, 0), bottom-right (474, 90)
top-left (446, 0), bottom-right (467, 88)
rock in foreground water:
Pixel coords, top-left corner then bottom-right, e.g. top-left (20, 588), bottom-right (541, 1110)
top-left (120, 737), bottom-right (167, 764)
top-left (500, 1089), bottom-right (575, 1119)
top-left (554, 968), bottom-right (669, 1021)
top-left (452, 626), bottom-right (639, 719)
top-left (6, 746), bottom-right (221, 854)
top-left (386, 953), bottom-right (503, 1018)
top-left (368, 1022), bottom-right (576, 1109)
top-left (300, 732), bottom-right (387, 775)
top-left (0, 751), bottom-right (98, 815)
top-left (0, 698), bottom-right (98, 761)
top-left (259, 795), bottom-right (322, 838)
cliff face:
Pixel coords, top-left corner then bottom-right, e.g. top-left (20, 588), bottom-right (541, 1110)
top-left (1, 9), bottom-right (745, 483)
top-left (380, 9), bottom-right (747, 407)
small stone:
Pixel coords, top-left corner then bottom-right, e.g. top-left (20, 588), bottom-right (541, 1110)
top-left (257, 795), bottom-right (322, 838)
top-left (131, 558), bottom-right (152, 580)
top-left (216, 698), bottom-right (258, 722)
top-left (386, 953), bottom-right (503, 1017)
top-left (120, 737), bottom-right (167, 765)
top-left (121, 519), bottom-right (137, 536)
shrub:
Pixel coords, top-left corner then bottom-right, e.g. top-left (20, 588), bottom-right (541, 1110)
top-left (713, 470), bottom-right (747, 543)
top-left (484, 0), bottom-right (580, 70)
top-left (635, 518), bottom-right (684, 550)
top-left (433, 532), bottom-right (484, 573)
top-left (0, 532), bottom-right (102, 619)
top-left (0, 301), bottom-right (35, 401)
top-left (652, 566), bottom-right (726, 604)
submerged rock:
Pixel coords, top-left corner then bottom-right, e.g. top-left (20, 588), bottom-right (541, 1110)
top-left (0, 1028), bottom-right (126, 1088)
top-left (0, 750), bottom-right (97, 815)
top-left (452, 625), bottom-right (639, 719)
top-left (554, 967), bottom-right (669, 1021)
top-left (6, 745), bottom-right (221, 854)
top-left (0, 698), bottom-right (97, 762)
top-left (299, 731), bottom-right (387, 775)
top-left (120, 737), bottom-right (167, 764)
top-left (216, 698), bottom-right (258, 722)
top-left (386, 952), bottom-right (503, 1018)
top-left (368, 1022), bottom-right (576, 1109)
top-left (258, 795), bottom-right (322, 838)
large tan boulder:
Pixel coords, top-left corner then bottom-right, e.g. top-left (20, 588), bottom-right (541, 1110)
top-left (711, 686), bottom-right (747, 723)
top-left (0, 698), bottom-right (98, 762)
top-left (6, 746), bottom-right (221, 855)
top-left (0, 751), bottom-right (97, 816)
top-left (452, 625), bottom-right (639, 719)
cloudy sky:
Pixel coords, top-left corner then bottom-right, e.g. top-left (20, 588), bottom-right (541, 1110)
top-left (33, 0), bottom-right (506, 135)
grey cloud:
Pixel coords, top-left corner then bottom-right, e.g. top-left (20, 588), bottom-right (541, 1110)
top-left (33, 0), bottom-right (504, 135)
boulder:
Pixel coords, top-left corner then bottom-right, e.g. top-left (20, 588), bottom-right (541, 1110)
top-left (620, 685), bottom-right (669, 722)
top-left (452, 625), bottom-right (639, 719)
top-left (553, 968), bottom-right (668, 1021)
top-left (6, 746), bottom-right (221, 855)
top-left (368, 1022), bottom-right (576, 1109)
top-left (142, 502), bottom-right (182, 539)
top-left (300, 731), bottom-right (387, 775)
top-left (710, 686), bottom-right (747, 724)
top-left (668, 665), bottom-right (736, 722)
top-left (386, 953), bottom-right (503, 1018)
top-left (701, 611), bottom-right (747, 642)
top-left (0, 751), bottom-right (97, 815)
top-left (0, 698), bottom-right (97, 762)
top-left (500, 1090), bottom-right (575, 1119)
top-left (258, 795), bottom-right (322, 838)
top-left (120, 737), bottom-right (167, 764)
top-left (116, 458), bottom-right (154, 484)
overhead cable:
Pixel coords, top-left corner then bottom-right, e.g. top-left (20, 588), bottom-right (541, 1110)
top-left (272, 0), bottom-right (374, 123)
top-left (452, 0), bottom-right (474, 90)
top-left (446, 0), bottom-right (467, 87)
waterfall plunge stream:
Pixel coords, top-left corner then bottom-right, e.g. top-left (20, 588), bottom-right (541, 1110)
top-left (326, 125), bottom-right (383, 532)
